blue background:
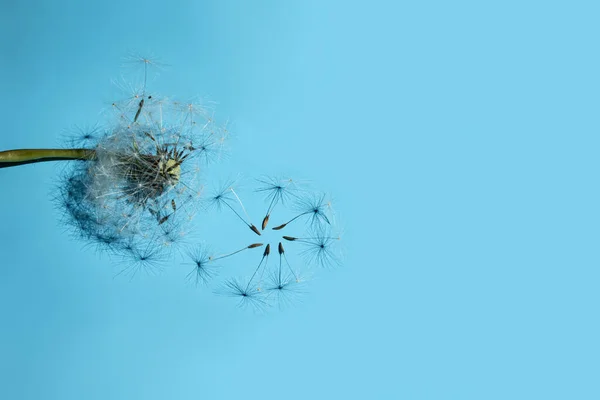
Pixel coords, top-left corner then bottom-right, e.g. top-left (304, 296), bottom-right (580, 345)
top-left (1, 0), bottom-right (599, 399)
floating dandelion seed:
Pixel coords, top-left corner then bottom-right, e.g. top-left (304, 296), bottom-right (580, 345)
top-left (261, 241), bottom-right (307, 309)
top-left (272, 192), bottom-right (332, 231)
top-left (206, 180), bottom-right (261, 236)
top-left (218, 277), bottom-right (269, 312)
top-left (210, 243), bottom-right (264, 262)
top-left (256, 176), bottom-right (299, 230)
top-left (285, 232), bottom-right (342, 269)
top-left (185, 245), bottom-right (219, 286)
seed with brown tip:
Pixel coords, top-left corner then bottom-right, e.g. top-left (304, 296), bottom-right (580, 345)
top-left (263, 243), bottom-right (271, 256)
top-left (282, 236), bottom-right (296, 241)
top-left (262, 215), bottom-right (270, 230)
top-left (249, 224), bottom-right (261, 236)
top-left (272, 223), bottom-right (287, 230)
top-left (278, 242), bottom-right (284, 255)
top-left (134, 98), bottom-right (144, 123)
top-left (144, 131), bottom-right (156, 142)
top-left (247, 243), bottom-right (264, 249)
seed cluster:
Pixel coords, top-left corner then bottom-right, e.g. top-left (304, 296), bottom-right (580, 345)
top-left (189, 177), bottom-right (342, 310)
top-left (58, 80), bottom-right (227, 274)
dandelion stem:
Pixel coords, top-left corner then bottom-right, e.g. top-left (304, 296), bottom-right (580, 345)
top-left (0, 148), bottom-right (96, 168)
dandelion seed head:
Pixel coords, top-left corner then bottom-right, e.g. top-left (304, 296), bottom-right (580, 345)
top-left (57, 59), bottom-right (228, 265)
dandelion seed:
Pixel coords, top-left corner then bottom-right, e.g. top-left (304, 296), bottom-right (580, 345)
top-left (133, 98), bottom-right (144, 123)
top-left (210, 243), bottom-right (264, 262)
top-left (249, 224), bottom-right (261, 235)
top-left (144, 131), bottom-right (156, 143)
top-left (256, 177), bottom-right (297, 230)
top-left (264, 269), bottom-right (305, 309)
top-left (63, 123), bottom-right (104, 148)
top-left (115, 244), bottom-right (164, 280)
top-left (296, 234), bottom-right (342, 269)
top-left (208, 182), bottom-right (261, 236)
top-left (186, 245), bottom-right (218, 286)
top-left (277, 242), bottom-right (300, 282)
top-left (175, 98), bottom-right (214, 127)
top-left (242, 243), bottom-right (271, 292)
top-left (272, 193), bottom-right (332, 231)
top-left (187, 130), bottom-right (227, 165)
top-left (261, 215), bottom-right (270, 230)
top-left (230, 187), bottom-right (260, 236)
top-left (122, 52), bottom-right (167, 95)
top-left (217, 278), bottom-right (268, 311)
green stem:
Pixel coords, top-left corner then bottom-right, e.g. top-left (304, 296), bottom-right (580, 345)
top-left (0, 148), bottom-right (96, 168)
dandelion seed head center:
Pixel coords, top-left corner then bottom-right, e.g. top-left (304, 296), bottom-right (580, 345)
top-left (160, 159), bottom-right (181, 183)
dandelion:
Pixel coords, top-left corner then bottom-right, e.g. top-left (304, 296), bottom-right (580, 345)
top-left (1, 55), bottom-right (342, 312)
top-left (0, 55), bottom-right (227, 268)
top-left (50, 101), bottom-right (220, 262)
